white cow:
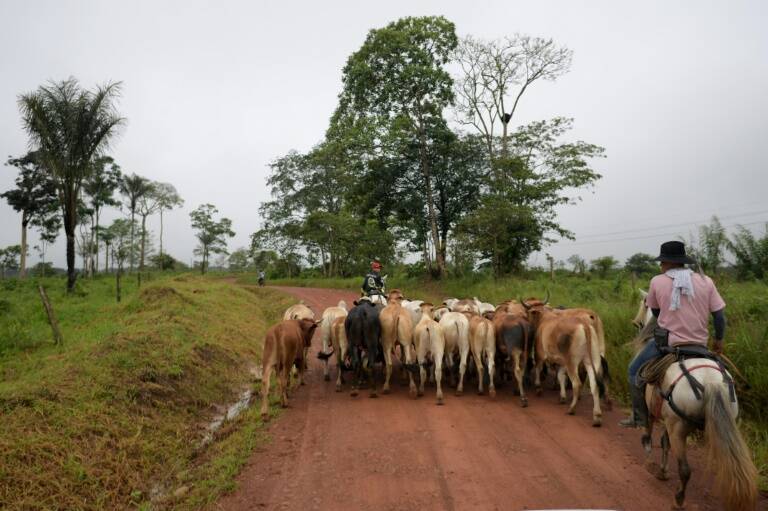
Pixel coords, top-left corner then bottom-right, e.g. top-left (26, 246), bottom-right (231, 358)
top-left (473, 297), bottom-right (496, 316)
top-left (438, 311), bottom-right (471, 395)
top-left (413, 303), bottom-right (447, 404)
top-left (318, 300), bottom-right (348, 381)
top-left (401, 299), bottom-right (424, 331)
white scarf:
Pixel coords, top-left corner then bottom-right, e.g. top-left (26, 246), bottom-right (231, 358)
top-left (665, 268), bottom-right (695, 311)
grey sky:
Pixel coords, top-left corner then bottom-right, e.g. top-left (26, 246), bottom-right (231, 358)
top-left (1, 0), bottom-right (766, 269)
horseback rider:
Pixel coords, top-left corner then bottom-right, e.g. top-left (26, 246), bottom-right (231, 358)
top-left (620, 240), bottom-right (727, 428)
top-left (361, 258), bottom-right (386, 297)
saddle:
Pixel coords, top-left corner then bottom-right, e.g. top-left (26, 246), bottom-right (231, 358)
top-left (640, 344), bottom-right (735, 429)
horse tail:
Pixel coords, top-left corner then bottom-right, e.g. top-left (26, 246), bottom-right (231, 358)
top-left (703, 381), bottom-right (757, 511)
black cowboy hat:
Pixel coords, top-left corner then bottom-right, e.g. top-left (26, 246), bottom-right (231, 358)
top-left (654, 241), bottom-right (696, 264)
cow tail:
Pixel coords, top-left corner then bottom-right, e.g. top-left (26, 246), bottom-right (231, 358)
top-left (583, 324), bottom-right (607, 398)
top-left (585, 324), bottom-right (601, 377)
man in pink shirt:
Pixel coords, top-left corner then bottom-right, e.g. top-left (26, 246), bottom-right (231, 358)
top-left (621, 241), bottom-right (727, 428)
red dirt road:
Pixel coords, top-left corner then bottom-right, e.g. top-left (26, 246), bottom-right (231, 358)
top-left (215, 286), bottom-right (753, 511)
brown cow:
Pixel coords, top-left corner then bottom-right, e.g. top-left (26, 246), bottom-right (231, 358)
top-left (526, 306), bottom-right (603, 426)
top-left (522, 296), bottom-right (610, 407)
top-left (260, 318), bottom-right (319, 420)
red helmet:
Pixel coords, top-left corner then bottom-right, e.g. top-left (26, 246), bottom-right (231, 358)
top-left (371, 260), bottom-right (382, 271)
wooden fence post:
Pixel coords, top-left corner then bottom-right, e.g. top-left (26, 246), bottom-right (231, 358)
top-left (38, 285), bottom-right (63, 345)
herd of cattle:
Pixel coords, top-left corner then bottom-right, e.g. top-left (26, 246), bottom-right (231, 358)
top-left (259, 290), bottom-right (612, 427)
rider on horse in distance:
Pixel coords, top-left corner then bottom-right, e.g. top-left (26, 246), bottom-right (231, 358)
top-left (361, 258), bottom-right (386, 298)
top-left (621, 240), bottom-right (727, 428)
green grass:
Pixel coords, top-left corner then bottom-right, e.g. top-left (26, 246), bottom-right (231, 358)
top-left (0, 273), bottom-right (295, 510)
top-left (263, 271), bottom-right (768, 489)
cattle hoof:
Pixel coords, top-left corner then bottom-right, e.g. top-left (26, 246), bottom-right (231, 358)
top-left (567, 408), bottom-right (575, 415)
top-left (535, 387), bottom-right (542, 396)
top-left (350, 389), bottom-right (358, 397)
top-left (335, 386), bottom-right (342, 392)
top-left (324, 374), bottom-right (330, 382)
top-left (592, 417), bottom-right (602, 427)
top-left (489, 389), bottom-right (496, 399)
top-left (454, 390), bottom-right (463, 397)
top-left (409, 388), bottom-right (418, 399)
top-left (382, 387), bottom-right (390, 395)
top-left (417, 389), bottom-right (424, 397)
top-left (559, 396), bottom-right (567, 404)
top-left (300, 381), bottom-right (306, 386)
top-left (477, 389), bottom-right (484, 396)
top-left (369, 392), bottom-right (378, 398)
top-left (521, 397), bottom-right (528, 408)
top-left (436, 397), bottom-right (444, 406)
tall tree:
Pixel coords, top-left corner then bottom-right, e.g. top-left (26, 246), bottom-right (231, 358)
top-left (454, 34), bottom-right (572, 158)
top-left (190, 204), bottom-right (234, 274)
top-left (152, 182), bottom-right (183, 265)
top-left (136, 182), bottom-right (161, 272)
top-left (1, 152), bottom-right (60, 278)
top-left (332, 16), bottom-right (458, 277)
top-left (107, 218), bottom-right (132, 302)
top-left (18, 78), bottom-right (124, 292)
top-left (119, 173), bottom-right (152, 272)
top-left (82, 156), bottom-right (122, 273)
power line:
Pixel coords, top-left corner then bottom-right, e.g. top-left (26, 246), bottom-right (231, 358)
top-left (560, 219), bottom-right (766, 246)
top-left (574, 208), bottom-right (768, 239)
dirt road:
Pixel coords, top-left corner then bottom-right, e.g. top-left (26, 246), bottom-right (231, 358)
top-left (215, 286), bottom-right (749, 511)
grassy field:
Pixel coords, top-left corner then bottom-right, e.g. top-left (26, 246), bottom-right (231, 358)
top-left (0, 274), bottom-right (295, 510)
top-left (249, 271), bottom-right (768, 489)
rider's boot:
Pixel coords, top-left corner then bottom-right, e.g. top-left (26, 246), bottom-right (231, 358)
top-left (619, 383), bottom-right (649, 428)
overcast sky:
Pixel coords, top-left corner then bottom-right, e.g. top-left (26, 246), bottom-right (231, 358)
top-left (1, 0), bottom-right (766, 270)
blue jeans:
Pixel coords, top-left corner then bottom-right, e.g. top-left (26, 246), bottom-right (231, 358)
top-left (628, 341), bottom-right (663, 387)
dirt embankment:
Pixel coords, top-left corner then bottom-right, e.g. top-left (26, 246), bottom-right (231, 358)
top-left (216, 286), bottom-right (765, 511)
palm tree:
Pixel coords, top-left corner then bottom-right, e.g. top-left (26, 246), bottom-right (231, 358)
top-left (18, 78), bottom-right (124, 292)
top-left (120, 173), bottom-right (152, 272)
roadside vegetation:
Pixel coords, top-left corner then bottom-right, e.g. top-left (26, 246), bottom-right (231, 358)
top-left (0, 274), bottom-right (294, 510)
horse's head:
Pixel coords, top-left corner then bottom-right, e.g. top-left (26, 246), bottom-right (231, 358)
top-left (632, 289), bottom-right (651, 329)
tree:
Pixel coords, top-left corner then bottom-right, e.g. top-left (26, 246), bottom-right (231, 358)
top-left (18, 78), bottom-right (124, 292)
top-left (457, 195), bottom-right (543, 275)
top-left (689, 216), bottom-right (728, 274)
top-left (332, 16), bottom-right (458, 277)
top-left (136, 182), bottom-right (162, 273)
top-left (190, 204), bottom-right (234, 274)
top-left (1, 152), bottom-right (60, 278)
top-left (454, 34), bottom-right (572, 158)
top-left (119, 173), bottom-right (152, 273)
top-left (107, 219), bottom-right (132, 302)
top-left (0, 245), bottom-right (22, 278)
top-left (590, 256), bottom-right (619, 278)
top-left (727, 224), bottom-right (768, 280)
top-left (82, 156), bottom-right (122, 273)
top-left (567, 254), bottom-right (586, 274)
top-left (625, 253), bottom-right (657, 274)
top-left (149, 252), bottom-right (185, 271)
top-left (152, 182), bottom-right (183, 267)
top-left (228, 248), bottom-right (251, 272)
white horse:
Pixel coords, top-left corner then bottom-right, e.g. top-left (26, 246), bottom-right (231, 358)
top-left (633, 297), bottom-right (757, 511)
